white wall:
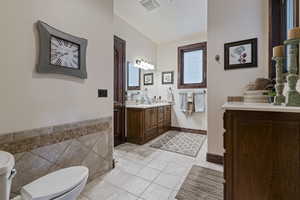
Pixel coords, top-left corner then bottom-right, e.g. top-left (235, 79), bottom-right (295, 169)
top-left (0, 0), bottom-right (113, 135)
top-left (114, 15), bottom-right (157, 74)
top-left (114, 15), bottom-right (158, 100)
top-left (156, 34), bottom-right (208, 130)
top-left (207, 0), bottom-right (269, 155)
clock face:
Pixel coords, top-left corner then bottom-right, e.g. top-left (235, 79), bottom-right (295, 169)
top-left (50, 36), bottom-right (80, 69)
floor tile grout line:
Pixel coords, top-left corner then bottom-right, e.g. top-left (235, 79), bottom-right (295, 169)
top-left (83, 133), bottom-right (223, 200)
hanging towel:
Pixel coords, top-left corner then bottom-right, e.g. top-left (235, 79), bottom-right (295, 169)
top-left (194, 92), bottom-right (206, 112)
top-left (179, 93), bottom-right (188, 112)
top-left (167, 87), bottom-right (175, 104)
top-left (187, 92), bottom-right (194, 103)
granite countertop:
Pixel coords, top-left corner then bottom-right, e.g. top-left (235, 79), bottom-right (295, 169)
top-left (126, 103), bottom-right (171, 109)
top-left (222, 102), bottom-right (300, 113)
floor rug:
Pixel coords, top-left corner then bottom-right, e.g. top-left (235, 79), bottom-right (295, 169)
top-left (150, 131), bottom-right (206, 157)
top-left (176, 166), bottom-right (224, 200)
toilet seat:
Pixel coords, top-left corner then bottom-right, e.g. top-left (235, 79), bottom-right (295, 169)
top-left (21, 166), bottom-right (89, 200)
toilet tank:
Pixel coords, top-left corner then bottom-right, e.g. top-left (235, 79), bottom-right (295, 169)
top-left (0, 151), bottom-right (16, 200)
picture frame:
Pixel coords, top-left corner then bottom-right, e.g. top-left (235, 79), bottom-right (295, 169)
top-left (144, 73), bottom-right (154, 85)
top-left (162, 71), bottom-right (174, 84)
top-left (224, 38), bottom-right (257, 70)
top-left (37, 21), bottom-right (88, 79)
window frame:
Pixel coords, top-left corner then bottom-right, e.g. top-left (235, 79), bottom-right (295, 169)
top-left (269, 0), bottom-right (299, 79)
top-left (177, 42), bottom-right (207, 89)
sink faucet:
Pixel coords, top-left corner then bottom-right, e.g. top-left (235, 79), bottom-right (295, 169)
top-left (130, 92), bottom-right (140, 101)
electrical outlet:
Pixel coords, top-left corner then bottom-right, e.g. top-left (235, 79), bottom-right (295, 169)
top-left (98, 89), bottom-right (108, 98)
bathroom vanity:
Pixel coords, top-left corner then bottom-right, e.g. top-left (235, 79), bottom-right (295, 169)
top-left (223, 102), bottom-right (300, 200)
top-left (127, 103), bottom-right (171, 144)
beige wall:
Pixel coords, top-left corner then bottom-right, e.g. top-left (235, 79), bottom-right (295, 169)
top-left (114, 15), bottom-right (208, 130)
top-left (156, 34), bottom-right (208, 130)
top-left (114, 15), bottom-right (157, 73)
top-left (207, 0), bottom-right (269, 155)
top-left (0, 0), bottom-right (113, 135)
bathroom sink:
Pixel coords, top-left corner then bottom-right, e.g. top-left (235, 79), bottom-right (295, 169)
top-left (126, 103), bottom-right (171, 109)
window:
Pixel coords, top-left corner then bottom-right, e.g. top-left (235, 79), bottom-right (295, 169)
top-left (269, 0), bottom-right (299, 78)
top-left (178, 42), bottom-right (207, 89)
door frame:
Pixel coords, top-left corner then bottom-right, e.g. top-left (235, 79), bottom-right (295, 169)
top-left (114, 35), bottom-right (126, 146)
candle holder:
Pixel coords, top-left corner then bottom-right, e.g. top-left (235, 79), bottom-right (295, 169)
top-left (273, 55), bottom-right (285, 105)
top-left (284, 39), bottom-right (300, 106)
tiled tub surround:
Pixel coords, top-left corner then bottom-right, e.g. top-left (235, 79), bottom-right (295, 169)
top-left (0, 117), bottom-right (113, 196)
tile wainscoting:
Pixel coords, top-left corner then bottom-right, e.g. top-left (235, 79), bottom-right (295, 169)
top-left (0, 117), bottom-right (113, 197)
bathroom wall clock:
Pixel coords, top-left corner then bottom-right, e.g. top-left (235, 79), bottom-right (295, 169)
top-left (37, 21), bottom-right (88, 79)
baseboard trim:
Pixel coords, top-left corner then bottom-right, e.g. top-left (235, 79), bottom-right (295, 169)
top-left (170, 127), bottom-right (207, 135)
top-left (206, 153), bottom-right (224, 165)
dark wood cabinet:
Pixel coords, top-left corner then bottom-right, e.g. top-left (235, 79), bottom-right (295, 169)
top-left (224, 110), bottom-right (300, 200)
top-left (127, 105), bottom-right (172, 144)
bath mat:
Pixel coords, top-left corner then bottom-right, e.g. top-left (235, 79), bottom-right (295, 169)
top-left (176, 166), bottom-right (224, 200)
top-left (150, 131), bottom-right (206, 157)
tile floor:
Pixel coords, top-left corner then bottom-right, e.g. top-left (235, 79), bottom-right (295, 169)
top-left (79, 132), bottom-right (223, 200)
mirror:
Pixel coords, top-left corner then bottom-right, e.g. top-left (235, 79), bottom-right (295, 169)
top-left (127, 61), bottom-right (141, 90)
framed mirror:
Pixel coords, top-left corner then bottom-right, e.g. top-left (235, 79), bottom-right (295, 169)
top-left (127, 61), bottom-right (141, 90)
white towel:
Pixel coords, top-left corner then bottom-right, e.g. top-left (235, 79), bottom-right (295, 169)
top-left (187, 92), bottom-right (194, 103)
top-left (179, 93), bottom-right (188, 112)
top-left (167, 88), bottom-right (175, 104)
top-left (194, 93), bottom-right (205, 112)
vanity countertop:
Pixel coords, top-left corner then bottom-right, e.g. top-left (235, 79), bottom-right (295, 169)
top-left (126, 103), bottom-right (171, 109)
top-left (223, 102), bottom-right (300, 113)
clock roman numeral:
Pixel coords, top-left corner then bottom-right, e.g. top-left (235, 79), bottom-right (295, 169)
top-left (55, 37), bottom-right (63, 45)
top-left (55, 58), bottom-right (62, 66)
top-left (72, 59), bottom-right (78, 66)
top-left (51, 54), bottom-right (58, 61)
top-left (51, 42), bottom-right (59, 48)
top-left (63, 40), bottom-right (69, 47)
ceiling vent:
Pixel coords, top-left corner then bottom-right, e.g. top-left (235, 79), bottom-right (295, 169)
top-left (139, 0), bottom-right (160, 11)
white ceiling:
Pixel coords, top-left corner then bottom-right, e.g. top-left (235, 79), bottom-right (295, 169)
top-left (114, 0), bottom-right (207, 44)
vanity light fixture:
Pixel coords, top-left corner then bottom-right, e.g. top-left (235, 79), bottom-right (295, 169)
top-left (135, 59), bottom-right (155, 70)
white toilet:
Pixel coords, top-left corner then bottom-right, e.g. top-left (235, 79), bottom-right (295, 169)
top-left (0, 151), bottom-right (89, 200)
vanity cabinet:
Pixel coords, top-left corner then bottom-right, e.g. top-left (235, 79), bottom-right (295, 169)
top-left (223, 109), bottom-right (300, 200)
top-left (127, 105), bottom-right (171, 144)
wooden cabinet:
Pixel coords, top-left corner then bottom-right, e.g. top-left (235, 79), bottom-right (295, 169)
top-left (224, 110), bottom-right (300, 200)
top-left (127, 105), bottom-right (172, 145)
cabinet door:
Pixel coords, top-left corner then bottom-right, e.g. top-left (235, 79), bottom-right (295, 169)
top-left (270, 120), bottom-right (300, 199)
top-left (145, 108), bottom-right (158, 131)
top-left (224, 111), bottom-right (300, 200)
top-left (158, 107), bottom-right (164, 123)
top-left (164, 106), bottom-right (171, 131)
top-left (151, 108), bottom-right (158, 129)
top-left (232, 117), bottom-right (273, 200)
top-left (145, 108), bottom-right (152, 131)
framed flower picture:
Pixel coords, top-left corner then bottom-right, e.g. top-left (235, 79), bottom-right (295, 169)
top-left (224, 38), bottom-right (257, 70)
top-left (162, 71), bottom-right (174, 84)
top-left (144, 73), bottom-right (154, 85)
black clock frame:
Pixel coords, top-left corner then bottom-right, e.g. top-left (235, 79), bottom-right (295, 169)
top-left (37, 21), bottom-right (88, 79)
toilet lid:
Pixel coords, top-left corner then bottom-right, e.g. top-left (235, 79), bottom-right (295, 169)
top-left (21, 166), bottom-right (89, 200)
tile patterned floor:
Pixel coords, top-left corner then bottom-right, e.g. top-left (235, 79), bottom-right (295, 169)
top-left (79, 132), bottom-right (223, 200)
